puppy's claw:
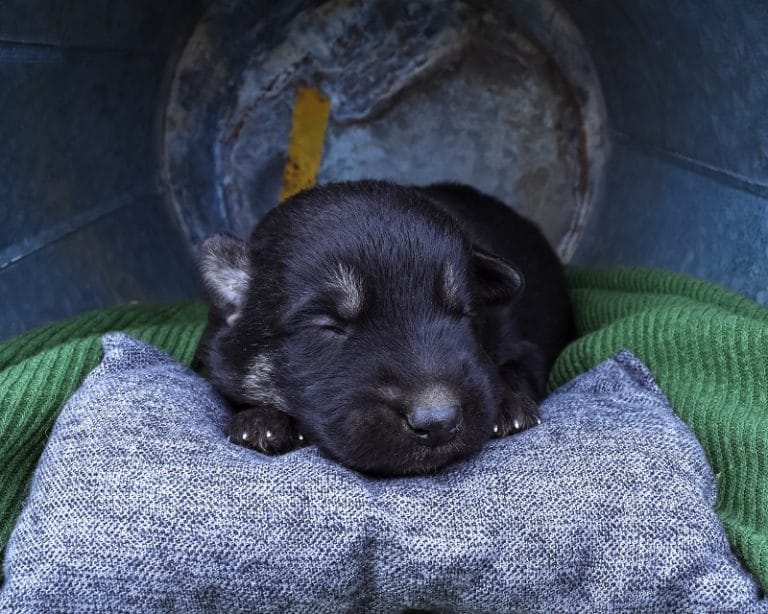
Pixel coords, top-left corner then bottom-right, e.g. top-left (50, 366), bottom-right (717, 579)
top-left (226, 408), bottom-right (300, 455)
top-left (495, 391), bottom-right (541, 438)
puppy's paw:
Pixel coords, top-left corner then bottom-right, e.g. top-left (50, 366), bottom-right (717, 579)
top-left (226, 407), bottom-right (305, 455)
top-left (493, 391), bottom-right (541, 438)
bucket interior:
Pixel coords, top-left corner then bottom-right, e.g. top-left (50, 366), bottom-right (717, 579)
top-left (2, 0), bottom-right (766, 338)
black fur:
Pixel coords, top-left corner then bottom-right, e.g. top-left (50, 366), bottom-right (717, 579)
top-left (197, 181), bottom-right (574, 476)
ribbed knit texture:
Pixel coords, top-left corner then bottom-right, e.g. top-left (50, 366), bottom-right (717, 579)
top-left (0, 302), bottom-right (208, 561)
top-left (550, 267), bottom-right (768, 592)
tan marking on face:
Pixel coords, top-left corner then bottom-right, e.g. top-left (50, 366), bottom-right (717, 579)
top-left (242, 354), bottom-right (287, 411)
top-left (412, 383), bottom-right (459, 409)
top-left (328, 263), bottom-right (364, 319)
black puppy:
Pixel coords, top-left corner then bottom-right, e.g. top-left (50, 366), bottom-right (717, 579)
top-left (198, 181), bottom-right (574, 475)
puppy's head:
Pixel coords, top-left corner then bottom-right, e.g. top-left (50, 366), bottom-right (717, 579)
top-left (199, 183), bottom-right (524, 475)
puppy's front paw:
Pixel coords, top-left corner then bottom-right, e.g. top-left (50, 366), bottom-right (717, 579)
top-left (493, 391), bottom-right (541, 438)
top-left (226, 407), bottom-right (304, 454)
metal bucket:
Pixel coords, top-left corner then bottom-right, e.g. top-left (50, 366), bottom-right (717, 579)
top-left (164, 0), bottom-right (607, 262)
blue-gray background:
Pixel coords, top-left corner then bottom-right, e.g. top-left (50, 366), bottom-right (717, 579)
top-left (2, 0), bottom-right (767, 340)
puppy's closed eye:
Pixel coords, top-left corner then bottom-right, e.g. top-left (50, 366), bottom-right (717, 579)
top-left (310, 314), bottom-right (351, 337)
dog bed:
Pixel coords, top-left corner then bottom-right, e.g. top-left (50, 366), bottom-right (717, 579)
top-left (1, 267), bottom-right (768, 601)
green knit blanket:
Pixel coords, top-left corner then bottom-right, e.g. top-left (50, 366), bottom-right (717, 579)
top-left (1, 268), bottom-right (767, 590)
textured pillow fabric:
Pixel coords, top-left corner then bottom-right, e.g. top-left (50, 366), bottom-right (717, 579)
top-left (1, 334), bottom-right (765, 613)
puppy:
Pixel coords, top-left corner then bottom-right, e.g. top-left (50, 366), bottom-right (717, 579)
top-left (198, 181), bottom-right (574, 475)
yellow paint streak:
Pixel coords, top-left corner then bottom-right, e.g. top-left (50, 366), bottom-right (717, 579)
top-left (279, 86), bottom-right (331, 203)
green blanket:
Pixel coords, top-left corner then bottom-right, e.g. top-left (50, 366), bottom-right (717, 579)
top-left (1, 268), bottom-right (767, 590)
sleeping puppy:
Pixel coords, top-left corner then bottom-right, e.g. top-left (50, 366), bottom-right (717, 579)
top-left (198, 181), bottom-right (574, 476)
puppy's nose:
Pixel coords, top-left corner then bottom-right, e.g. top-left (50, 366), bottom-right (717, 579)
top-left (406, 404), bottom-right (460, 446)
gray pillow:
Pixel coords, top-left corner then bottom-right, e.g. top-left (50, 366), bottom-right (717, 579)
top-left (1, 333), bottom-right (764, 613)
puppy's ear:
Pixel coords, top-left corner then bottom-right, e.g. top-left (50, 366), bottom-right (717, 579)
top-left (472, 247), bottom-right (524, 305)
top-left (199, 234), bottom-right (250, 325)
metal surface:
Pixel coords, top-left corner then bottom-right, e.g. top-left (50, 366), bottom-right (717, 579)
top-left (564, 0), bottom-right (768, 305)
top-left (0, 0), bottom-right (207, 341)
top-left (4, 0), bottom-right (768, 341)
top-left (164, 0), bottom-right (607, 260)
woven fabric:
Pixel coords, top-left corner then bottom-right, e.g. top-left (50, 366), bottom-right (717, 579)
top-left (1, 333), bottom-right (763, 613)
top-left (0, 302), bottom-right (207, 557)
